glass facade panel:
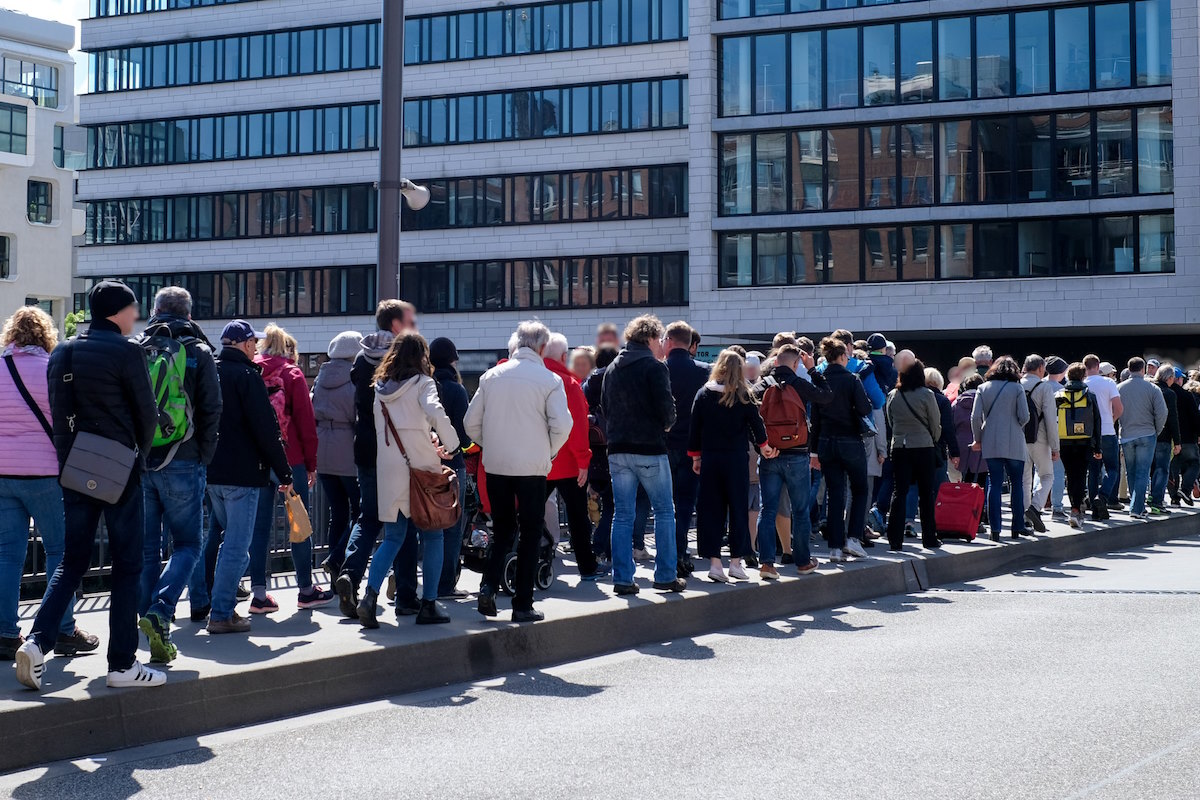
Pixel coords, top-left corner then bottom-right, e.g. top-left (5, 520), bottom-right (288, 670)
top-left (790, 31), bottom-right (821, 111)
top-left (755, 132), bottom-right (787, 213)
top-left (826, 27), bottom-right (858, 109)
top-left (1096, 108), bottom-right (1133, 196)
top-left (722, 37), bottom-right (752, 116)
top-left (1137, 106), bottom-right (1172, 193)
top-left (1014, 11), bottom-right (1050, 95)
top-left (938, 17), bottom-right (971, 100)
top-left (975, 15), bottom-right (1010, 98)
top-left (899, 21), bottom-right (932, 104)
top-left (755, 34), bottom-right (787, 114)
top-left (1136, 0), bottom-right (1171, 86)
top-left (826, 127), bottom-right (859, 210)
top-left (1094, 3), bottom-right (1132, 89)
top-left (862, 25), bottom-right (896, 106)
top-left (1056, 6), bottom-right (1091, 92)
top-left (1138, 213), bottom-right (1173, 272)
top-left (1055, 112), bottom-right (1093, 199)
top-left (1015, 114), bottom-right (1052, 201)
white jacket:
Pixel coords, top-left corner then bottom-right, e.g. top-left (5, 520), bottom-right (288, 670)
top-left (464, 347), bottom-right (571, 477)
top-left (374, 374), bottom-right (460, 525)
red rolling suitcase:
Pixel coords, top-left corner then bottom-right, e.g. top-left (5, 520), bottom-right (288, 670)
top-left (935, 482), bottom-right (984, 540)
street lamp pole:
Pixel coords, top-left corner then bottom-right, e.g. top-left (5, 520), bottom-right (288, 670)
top-left (377, 0), bottom-right (405, 301)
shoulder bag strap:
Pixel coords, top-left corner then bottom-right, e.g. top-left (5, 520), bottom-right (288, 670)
top-left (380, 403), bottom-right (412, 466)
top-left (899, 389), bottom-right (937, 443)
top-left (983, 381), bottom-right (1008, 419)
top-left (60, 339), bottom-right (80, 434)
top-left (4, 355), bottom-right (53, 439)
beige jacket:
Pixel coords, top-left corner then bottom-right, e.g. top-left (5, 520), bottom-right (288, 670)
top-left (374, 374), bottom-right (460, 525)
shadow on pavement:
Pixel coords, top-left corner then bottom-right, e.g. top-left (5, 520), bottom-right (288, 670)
top-left (485, 669), bottom-right (606, 699)
top-left (10, 742), bottom-right (214, 800)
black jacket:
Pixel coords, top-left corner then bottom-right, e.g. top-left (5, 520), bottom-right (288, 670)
top-left (809, 363), bottom-right (871, 449)
top-left (352, 352), bottom-right (378, 468)
top-left (934, 389), bottom-right (960, 459)
top-left (666, 349), bottom-right (710, 451)
top-left (687, 386), bottom-right (767, 455)
top-left (141, 314), bottom-right (222, 467)
top-left (434, 365), bottom-right (470, 469)
top-left (207, 347), bottom-right (292, 488)
top-left (1170, 383), bottom-right (1200, 445)
top-left (601, 342), bottom-right (676, 456)
top-left (582, 366), bottom-right (604, 414)
top-left (48, 319), bottom-right (158, 471)
top-left (1156, 381), bottom-right (1181, 446)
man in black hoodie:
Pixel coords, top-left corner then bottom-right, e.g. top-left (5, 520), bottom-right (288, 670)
top-left (1169, 370), bottom-right (1200, 506)
top-left (664, 321), bottom-right (708, 576)
top-left (601, 315), bottom-right (685, 595)
top-left (137, 287), bottom-right (222, 664)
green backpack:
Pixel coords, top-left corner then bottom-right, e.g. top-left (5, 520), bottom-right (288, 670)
top-left (140, 325), bottom-right (194, 469)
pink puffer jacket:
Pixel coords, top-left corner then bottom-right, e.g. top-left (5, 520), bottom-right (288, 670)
top-left (0, 345), bottom-right (58, 477)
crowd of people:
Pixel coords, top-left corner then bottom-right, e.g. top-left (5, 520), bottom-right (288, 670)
top-left (1, 279), bottom-right (1198, 693)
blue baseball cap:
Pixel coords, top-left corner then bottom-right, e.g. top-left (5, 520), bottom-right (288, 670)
top-left (1176, 367), bottom-right (1186, 380)
top-left (221, 319), bottom-right (265, 344)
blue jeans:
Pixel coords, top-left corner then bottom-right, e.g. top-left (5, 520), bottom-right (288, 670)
top-left (1149, 441), bottom-right (1174, 507)
top-left (140, 460), bottom-right (205, 621)
top-left (1122, 435), bottom-right (1156, 515)
top-left (1051, 455), bottom-right (1066, 512)
top-left (1089, 434), bottom-right (1121, 504)
top-left (757, 451), bottom-right (812, 565)
top-left (985, 458), bottom-right (1026, 534)
top-left (250, 465), bottom-right (314, 591)
top-left (438, 465), bottom-right (467, 596)
top-left (207, 484), bottom-right (261, 621)
top-left (340, 466), bottom-right (416, 603)
top-left (608, 453), bottom-right (676, 586)
top-left (0, 477), bottom-right (73, 639)
top-left (368, 515), bottom-right (443, 602)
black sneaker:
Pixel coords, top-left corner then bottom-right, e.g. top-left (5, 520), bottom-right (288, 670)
top-left (236, 583), bottom-right (251, 601)
top-left (512, 608), bottom-right (544, 623)
top-left (652, 578), bottom-right (687, 592)
top-left (334, 573), bottom-right (359, 619)
top-left (190, 604), bottom-right (211, 623)
top-left (1025, 506), bottom-right (1047, 533)
top-left (780, 553), bottom-right (794, 565)
top-left (54, 627), bottom-right (100, 657)
top-left (614, 583), bottom-right (640, 596)
top-left (415, 599), bottom-right (451, 625)
top-left (0, 635), bottom-right (22, 661)
top-left (1106, 499), bottom-right (1125, 511)
top-left (744, 553), bottom-right (760, 568)
top-left (477, 591), bottom-right (498, 618)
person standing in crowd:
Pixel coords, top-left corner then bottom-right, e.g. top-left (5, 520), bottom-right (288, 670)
top-left (249, 325), bottom-right (332, 611)
top-left (1083, 355), bottom-right (1124, 511)
top-left (945, 357), bottom-right (978, 403)
top-left (1056, 363), bottom-right (1104, 529)
top-left (952, 374), bottom-right (988, 490)
top-left (867, 333), bottom-right (897, 394)
top-left (1044, 357), bottom-right (1070, 522)
top-left (1118, 357), bottom-right (1167, 520)
top-left (0, 308), bottom-right (97, 663)
top-left (690, 350), bottom-right (774, 582)
top-left (665, 321), bottom-right (708, 577)
top-left (754, 343), bottom-right (832, 577)
top-left (335, 300), bottom-right (418, 619)
top-left (570, 346), bottom-right (596, 384)
top-left (16, 281), bottom-right (160, 691)
top-left (884, 360), bottom-right (943, 551)
top-left (810, 337), bottom-right (872, 562)
top-left (1148, 364), bottom-right (1181, 515)
top-left (466, 321), bottom-right (572, 622)
top-left (595, 322), bottom-right (620, 351)
top-left (925, 367), bottom-right (958, 488)
top-left (1020, 355), bottom-right (1060, 533)
top-left (973, 345), bottom-right (994, 377)
top-left (357, 334), bottom-right (459, 628)
top-left (430, 337), bottom-right (472, 599)
top-left (137, 288), bottom-right (222, 665)
top-left (312, 331), bottom-right (362, 580)
top-left (582, 345), bottom-right (618, 562)
top-left (541, 333), bottom-right (606, 582)
top-left (971, 356), bottom-right (1031, 540)
top-left (1169, 368), bottom-right (1200, 506)
top-left (600, 315), bottom-right (686, 595)
top-left (203, 321), bottom-right (293, 635)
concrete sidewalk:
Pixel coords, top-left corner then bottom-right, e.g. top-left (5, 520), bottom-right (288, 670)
top-left (2, 508), bottom-right (1197, 773)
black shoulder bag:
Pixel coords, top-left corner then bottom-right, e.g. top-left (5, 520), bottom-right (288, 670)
top-left (57, 342), bottom-right (138, 505)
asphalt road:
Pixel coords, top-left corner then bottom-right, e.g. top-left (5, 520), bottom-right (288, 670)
top-left (4, 537), bottom-right (1200, 800)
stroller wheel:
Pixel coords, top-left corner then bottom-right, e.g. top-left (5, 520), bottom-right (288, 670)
top-left (501, 552), bottom-right (519, 596)
top-left (536, 560), bottom-right (554, 591)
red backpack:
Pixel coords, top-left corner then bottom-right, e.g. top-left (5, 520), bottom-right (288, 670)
top-left (759, 377), bottom-right (808, 450)
top-left (261, 363), bottom-right (292, 446)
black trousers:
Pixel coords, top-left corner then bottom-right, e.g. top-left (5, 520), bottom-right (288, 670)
top-left (886, 447), bottom-right (939, 547)
top-left (1061, 445), bottom-right (1092, 511)
top-left (546, 477), bottom-right (599, 577)
top-left (695, 450), bottom-right (751, 559)
top-left (483, 473), bottom-right (546, 611)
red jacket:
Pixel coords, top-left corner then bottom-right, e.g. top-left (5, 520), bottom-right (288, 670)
top-left (545, 357), bottom-right (592, 480)
top-left (255, 353), bottom-right (319, 473)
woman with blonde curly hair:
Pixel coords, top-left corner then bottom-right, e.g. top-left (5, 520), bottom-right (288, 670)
top-left (0, 307), bottom-right (96, 660)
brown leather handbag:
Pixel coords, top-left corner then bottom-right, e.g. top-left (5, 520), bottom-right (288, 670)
top-left (380, 403), bottom-right (461, 531)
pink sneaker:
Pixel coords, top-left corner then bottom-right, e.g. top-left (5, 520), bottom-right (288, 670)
top-left (248, 595), bottom-right (279, 614)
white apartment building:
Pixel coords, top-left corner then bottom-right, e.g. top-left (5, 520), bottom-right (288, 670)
top-left (76, 0), bottom-right (1198, 371)
top-left (0, 9), bottom-right (80, 327)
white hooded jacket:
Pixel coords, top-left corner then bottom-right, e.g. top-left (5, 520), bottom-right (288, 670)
top-left (374, 374), bottom-right (459, 524)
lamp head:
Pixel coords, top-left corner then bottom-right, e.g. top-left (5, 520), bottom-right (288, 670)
top-left (400, 179), bottom-right (431, 211)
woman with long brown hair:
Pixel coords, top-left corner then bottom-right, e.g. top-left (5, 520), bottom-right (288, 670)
top-left (688, 350), bottom-right (776, 582)
top-left (358, 333), bottom-right (459, 627)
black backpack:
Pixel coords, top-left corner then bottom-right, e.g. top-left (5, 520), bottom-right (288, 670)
top-left (1023, 386), bottom-right (1042, 444)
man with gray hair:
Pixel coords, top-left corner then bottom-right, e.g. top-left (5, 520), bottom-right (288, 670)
top-left (136, 287), bottom-right (222, 663)
top-left (973, 345), bottom-right (994, 377)
top-left (466, 321), bottom-right (572, 622)
top-left (1020, 354), bottom-right (1059, 532)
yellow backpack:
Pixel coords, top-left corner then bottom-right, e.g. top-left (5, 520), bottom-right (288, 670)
top-left (1056, 388), bottom-right (1094, 441)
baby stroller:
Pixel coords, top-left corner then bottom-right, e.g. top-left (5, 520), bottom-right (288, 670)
top-left (459, 451), bottom-right (556, 595)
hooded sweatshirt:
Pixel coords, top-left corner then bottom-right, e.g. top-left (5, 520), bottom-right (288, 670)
top-left (600, 341), bottom-right (676, 456)
top-left (352, 331), bottom-right (394, 468)
top-left (374, 374), bottom-right (459, 524)
top-left (312, 357), bottom-right (356, 477)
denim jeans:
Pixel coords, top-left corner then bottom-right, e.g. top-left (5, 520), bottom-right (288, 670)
top-left (817, 436), bottom-right (868, 550)
top-left (140, 460), bottom-right (205, 621)
top-left (438, 465), bottom-right (467, 595)
top-left (318, 473), bottom-right (360, 576)
top-left (31, 475), bottom-right (144, 672)
top-left (0, 477), bottom-right (73, 639)
top-left (250, 465), bottom-right (314, 592)
top-left (1121, 435), bottom-right (1156, 515)
top-left (340, 466), bottom-right (416, 603)
top-left (207, 484), bottom-right (261, 621)
top-left (1149, 441), bottom-right (1174, 507)
top-left (1051, 455), bottom-right (1067, 512)
top-left (608, 453), bottom-right (677, 586)
top-left (985, 458), bottom-right (1026, 534)
top-left (367, 515), bottom-right (443, 602)
top-left (757, 451), bottom-right (812, 565)
top-left (1089, 434), bottom-right (1121, 504)
top-left (668, 448), bottom-right (699, 559)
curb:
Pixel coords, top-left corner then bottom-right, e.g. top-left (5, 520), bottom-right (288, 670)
top-left (3, 512), bottom-right (1197, 773)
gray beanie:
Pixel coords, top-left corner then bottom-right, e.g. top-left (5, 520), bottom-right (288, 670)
top-left (327, 330), bottom-right (363, 360)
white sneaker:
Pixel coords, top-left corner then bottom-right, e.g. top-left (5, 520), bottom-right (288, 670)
top-left (828, 548), bottom-right (848, 563)
top-left (728, 560), bottom-right (749, 581)
top-left (844, 538), bottom-right (868, 559)
top-left (708, 565), bottom-right (729, 583)
top-left (632, 548), bottom-right (652, 561)
top-left (107, 660), bottom-right (166, 689)
top-left (15, 640), bottom-right (44, 691)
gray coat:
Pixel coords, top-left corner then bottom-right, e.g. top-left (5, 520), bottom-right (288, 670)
top-left (971, 379), bottom-right (1030, 462)
top-left (312, 357), bottom-right (357, 477)
top-left (885, 387), bottom-right (942, 450)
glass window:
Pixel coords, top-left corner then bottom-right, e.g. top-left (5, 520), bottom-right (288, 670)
top-left (863, 227), bottom-right (899, 282)
top-left (790, 31), bottom-right (821, 111)
top-left (938, 17), bottom-right (971, 100)
top-left (1014, 11), bottom-right (1050, 95)
top-left (721, 135), bottom-right (753, 215)
top-left (865, 125), bottom-right (896, 208)
top-left (755, 132), bottom-right (787, 213)
top-left (1017, 220), bottom-right (1053, 276)
top-left (1055, 218), bottom-right (1094, 275)
top-left (789, 231), bottom-right (819, 284)
top-left (1056, 6), bottom-right (1091, 92)
top-left (0, 103), bottom-right (28, 155)
top-left (976, 117), bottom-right (1012, 202)
top-left (939, 224), bottom-right (973, 278)
top-left (722, 37), bottom-right (752, 116)
top-left (976, 222), bottom-right (1015, 278)
top-left (1098, 216), bottom-right (1135, 272)
top-left (826, 127), bottom-right (859, 210)
top-left (826, 28), bottom-right (858, 109)
top-left (975, 15), bottom-right (1010, 98)
top-left (756, 232), bottom-right (788, 285)
top-left (862, 25), bottom-right (896, 106)
top-left (1055, 112), bottom-right (1093, 199)
top-left (939, 120), bottom-right (973, 204)
top-left (899, 123), bottom-right (933, 206)
top-left (1136, 0), bottom-right (1171, 86)
top-left (900, 226), bottom-right (936, 281)
top-left (27, 180), bottom-right (52, 224)
top-left (826, 228), bottom-right (860, 284)
top-left (899, 21), bottom-right (932, 103)
top-left (1015, 114), bottom-right (1053, 201)
top-left (1137, 106), bottom-right (1173, 193)
top-left (1096, 108), bottom-right (1132, 196)
top-left (720, 233), bottom-right (753, 287)
top-left (791, 130), bottom-right (824, 211)
top-left (459, 14), bottom-right (478, 59)
top-left (1094, 3), bottom-right (1132, 89)
top-left (1138, 213), bottom-right (1174, 272)
top-left (755, 34), bottom-right (787, 114)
